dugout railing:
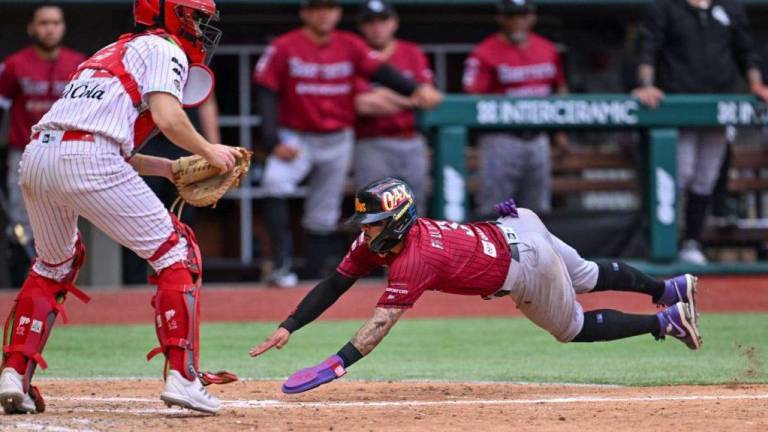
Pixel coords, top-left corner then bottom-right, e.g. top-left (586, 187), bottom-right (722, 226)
top-left (419, 94), bottom-right (768, 275)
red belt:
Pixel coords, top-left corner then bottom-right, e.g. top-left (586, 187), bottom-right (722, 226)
top-left (32, 130), bottom-right (95, 142)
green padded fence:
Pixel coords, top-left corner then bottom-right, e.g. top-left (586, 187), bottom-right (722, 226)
top-left (418, 94), bottom-right (768, 273)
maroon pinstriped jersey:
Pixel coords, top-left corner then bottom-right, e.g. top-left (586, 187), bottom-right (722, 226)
top-left (337, 218), bottom-right (512, 308)
top-left (462, 33), bottom-right (565, 97)
top-left (0, 46), bottom-right (86, 149)
top-left (253, 29), bottom-right (383, 133)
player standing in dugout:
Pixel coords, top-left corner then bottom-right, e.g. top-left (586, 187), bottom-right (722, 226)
top-left (0, 3), bottom-right (86, 285)
top-left (253, 0), bottom-right (442, 286)
top-left (463, 0), bottom-right (569, 217)
top-left (251, 177), bottom-right (701, 394)
top-left (631, 0), bottom-right (768, 264)
top-left (353, 0), bottom-right (440, 216)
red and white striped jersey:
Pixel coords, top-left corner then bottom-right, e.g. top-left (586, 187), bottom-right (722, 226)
top-left (33, 34), bottom-right (188, 155)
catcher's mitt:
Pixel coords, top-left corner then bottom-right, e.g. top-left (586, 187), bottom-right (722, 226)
top-left (171, 147), bottom-right (252, 212)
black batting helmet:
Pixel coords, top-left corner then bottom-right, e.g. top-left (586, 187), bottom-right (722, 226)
top-left (346, 177), bottom-right (417, 254)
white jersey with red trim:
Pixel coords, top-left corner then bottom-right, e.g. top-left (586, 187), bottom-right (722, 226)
top-left (33, 34), bottom-right (188, 156)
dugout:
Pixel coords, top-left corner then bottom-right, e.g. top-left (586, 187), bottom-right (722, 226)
top-left (1, 0), bottom-right (767, 285)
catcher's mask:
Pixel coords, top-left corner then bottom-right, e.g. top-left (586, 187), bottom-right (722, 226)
top-left (134, 0), bottom-right (222, 65)
top-left (346, 177), bottom-right (417, 254)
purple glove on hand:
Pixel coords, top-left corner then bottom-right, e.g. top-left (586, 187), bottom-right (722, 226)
top-left (282, 355), bottom-right (347, 394)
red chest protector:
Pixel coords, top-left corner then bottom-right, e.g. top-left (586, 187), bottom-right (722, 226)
top-left (75, 30), bottom-right (182, 155)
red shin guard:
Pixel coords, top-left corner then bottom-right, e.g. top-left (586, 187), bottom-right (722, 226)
top-left (146, 214), bottom-right (237, 386)
top-left (1, 237), bottom-right (90, 392)
top-left (147, 263), bottom-right (200, 381)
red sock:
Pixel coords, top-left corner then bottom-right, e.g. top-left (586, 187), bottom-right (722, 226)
top-left (167, 347), bottom-right (189, 380)
top-left (4, 354), bottom-right (27, 375)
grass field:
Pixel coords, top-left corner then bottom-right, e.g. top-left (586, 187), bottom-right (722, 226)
top-left (39, 313), bottom-right (767, 386)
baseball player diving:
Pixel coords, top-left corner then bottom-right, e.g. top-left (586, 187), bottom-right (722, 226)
top-left (251, 177), bottom-right (702, 393)
top-left (1, 0), bottom-right (240, 415)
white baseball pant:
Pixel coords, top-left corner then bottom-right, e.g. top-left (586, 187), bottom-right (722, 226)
top-left (19, 131), bottom-right (187, 281)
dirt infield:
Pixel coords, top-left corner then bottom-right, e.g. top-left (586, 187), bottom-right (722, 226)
top-left (0, 275), bottom-right (765, 325)
top-left (2, 380), bottom-right (767, 431)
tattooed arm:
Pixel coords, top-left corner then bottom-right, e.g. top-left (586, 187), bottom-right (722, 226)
top-left (351, 307), bottom-right (407, 356)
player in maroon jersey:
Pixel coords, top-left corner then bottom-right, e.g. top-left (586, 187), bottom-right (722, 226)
top-left (0, 3), bottom-right (86, 281)
top-left (463, 0), bottom-right (568, 216)
top-left (353, 0), bottom-right (440, 215)
top-left (251, 178), bottom-right (702, 394)
top-left (253, 0), bottom-right (441, 286)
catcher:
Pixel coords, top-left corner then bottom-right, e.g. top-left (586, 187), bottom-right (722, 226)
top-left (251, 177), bottom-right (701, 393)
top-left (0, 0), bottom-right (245, 415)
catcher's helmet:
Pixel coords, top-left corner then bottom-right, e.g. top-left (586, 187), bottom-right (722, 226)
top-left (134, 0), bottom-right (222, 64)
top-left (347, 177), bottom-right (417, 254)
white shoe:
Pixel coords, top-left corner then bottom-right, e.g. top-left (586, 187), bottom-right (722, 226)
top-left (0, 368), bottom-right (37, 414)
top-left (265, 267), bottom-right (298, 288)
top-left (160, 370), bottom-right (221, 414)
top-left (679, 240), bottom-right (708, 265)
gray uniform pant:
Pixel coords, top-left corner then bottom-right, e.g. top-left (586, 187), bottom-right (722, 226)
top-left (261, 128), bottom-right (354, 233)
top-left (477, 132), bottom-right (551, 216)
top-left (496, 208), bottom-right (599, 342)
top-left (677, 128), bottom-right (727, 195)
top-left (353, 135), bottom-right (428, 215)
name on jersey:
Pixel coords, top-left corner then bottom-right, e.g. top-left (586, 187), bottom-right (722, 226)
top-left (385, 287), bottom-right (408, 295)
top-left (60, 82), bottom-right (106, 101)
top-left (295, 82), bottom-right (351, 96)
top-left (288, 57), bottom-right (353, 79)
top-left (497, 63), bottom-right (556, 84)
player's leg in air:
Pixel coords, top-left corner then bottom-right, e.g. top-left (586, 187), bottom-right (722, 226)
top-left (493, 198), bottom-right (701, 350)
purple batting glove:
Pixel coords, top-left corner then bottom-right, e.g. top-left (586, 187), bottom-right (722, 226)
top-left (282, 355), bottom-right (347, 394)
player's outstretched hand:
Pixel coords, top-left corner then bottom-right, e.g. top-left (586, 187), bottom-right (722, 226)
top-left (250, 327), bottom-right (291, 357)
top-left (282, 355), bottom-right (346, 394)
top-left (412, 84), bottom-right (443, 110)
top-left (203, 144), bottom-right (240, 174)
top-left (631, 85), bottom-right (665, 109)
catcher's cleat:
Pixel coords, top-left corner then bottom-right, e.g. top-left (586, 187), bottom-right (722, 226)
top-left (0, 368), bottom-right (38, 414)
top-left (160, 370), bottom-right (221, 414)
top-left (656, 302), bottom-right (702, 350)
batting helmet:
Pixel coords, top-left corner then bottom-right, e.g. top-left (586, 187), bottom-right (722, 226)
top-left (134, 0), bottom-right (222, 64)
top-left (347, 177), bottom-right (417, 254)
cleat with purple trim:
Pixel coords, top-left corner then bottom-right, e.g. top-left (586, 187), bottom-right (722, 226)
top-left (656, 302), bottom-right (702, 350)
top-left (658, 274), bottom-right (698, 317)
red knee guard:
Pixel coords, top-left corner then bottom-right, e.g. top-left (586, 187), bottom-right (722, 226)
top-left (1, 236), bottom-right (90, 392)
